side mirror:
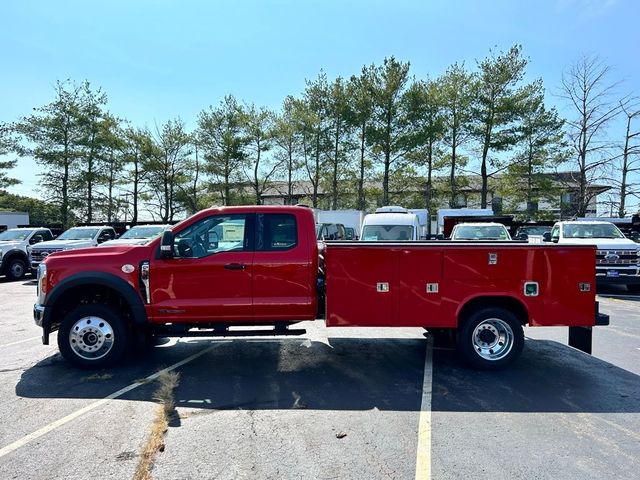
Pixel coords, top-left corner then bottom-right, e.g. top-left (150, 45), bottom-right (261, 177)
top-left (160, 230), bottom-right (174, 259)
top-left (516, 233), bottom-right (528, 241)
top-left (30, 235), bottom-right (44, 245)
top-left (97, 235), bottom-right (108, 244)
top-left (542, 232), bottom-right (551, 242)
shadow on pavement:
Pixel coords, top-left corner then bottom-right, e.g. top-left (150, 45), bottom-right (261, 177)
top-left (432, 338), bottom-right (640, 413)
top-left (15, 337), bottom-right (640, 414)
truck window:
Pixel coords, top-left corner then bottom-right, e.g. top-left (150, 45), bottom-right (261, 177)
top-left (174, 214), bottom-right (248, 258)
top-left (362, 225), bottom-right (413, 241)
top-left (257, 214), bottom-right (297, 251)
top-left (38, 230), bottom-right (53, 241)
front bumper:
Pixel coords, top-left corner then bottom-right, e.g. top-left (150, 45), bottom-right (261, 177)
top-left (596, 274), bottom-right (640, 286)
top-left (33, 303), bottom-right (45, 327)
top-left (33, 304), bottom-right (50, 344)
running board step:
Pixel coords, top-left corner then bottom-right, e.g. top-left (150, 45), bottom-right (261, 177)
top-left (152, 327), bottom-right (307, 338)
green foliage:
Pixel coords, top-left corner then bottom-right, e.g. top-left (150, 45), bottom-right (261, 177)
top-left (0, 190), bottom-right (68, 225)
top-left (439, 63), bottom-right (475, 207)
top-left (197, 95), bottom-right (247, 206)
top-left (0, 124), bottom-right (20, 189)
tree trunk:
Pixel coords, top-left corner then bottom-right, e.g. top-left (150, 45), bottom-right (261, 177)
top-left (287, 141), bottom-right (293, 205)
top-left (449, 125), bottom-right (457, 208)
top-left (425, 138), bottom-right (433, 235)
top-left (332, 121), bottom-right (340, 210)
top-left (619, 115), bottom-right (631, 217)
top-left (357, 122), bottom-right (366, 210)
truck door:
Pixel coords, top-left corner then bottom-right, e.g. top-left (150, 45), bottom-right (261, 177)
top-left (150, 213), bottom-right (254, 322)
top-left (252, 213), bottom-right (316, 321)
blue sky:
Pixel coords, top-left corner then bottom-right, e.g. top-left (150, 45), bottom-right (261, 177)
top-left (2, 0), bottom-right (639, 206)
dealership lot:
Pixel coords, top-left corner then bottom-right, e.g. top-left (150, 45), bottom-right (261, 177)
top-left (0, 279), bottom-right (638, 479)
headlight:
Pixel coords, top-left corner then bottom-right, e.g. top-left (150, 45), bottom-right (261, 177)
top-left (37, 263), bottom-right (47, 304)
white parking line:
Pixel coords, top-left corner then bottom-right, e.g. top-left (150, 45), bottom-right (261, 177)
top-left (0, 344), bottom-right (218, 459)
top-left (415, 337), bottom-right (434, 480)
top-left (0, 336), bottom-right (42, 348)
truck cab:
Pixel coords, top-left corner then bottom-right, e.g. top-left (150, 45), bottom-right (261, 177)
top-left (545, 221), bottom-right (640, 293)
top-left (361, 206), bottom-right (421, 241)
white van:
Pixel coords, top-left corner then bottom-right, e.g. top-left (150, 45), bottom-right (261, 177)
top-left (360, 206), bottom-right (422, 241)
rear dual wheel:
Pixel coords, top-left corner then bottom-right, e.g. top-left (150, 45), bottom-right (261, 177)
top-left (457, 307), bottom-right (524, 370)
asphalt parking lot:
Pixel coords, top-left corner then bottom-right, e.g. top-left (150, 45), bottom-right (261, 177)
top-left (0, 278), bottom-right (638, 479)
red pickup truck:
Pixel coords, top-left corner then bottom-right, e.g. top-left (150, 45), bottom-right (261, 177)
top-left (33, 205), bottom-right (608, 369)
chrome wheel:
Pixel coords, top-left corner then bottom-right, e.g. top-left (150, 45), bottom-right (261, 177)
top-left (68, 316), bottom-right (115, 361)
top-left (472, 318), bottom-right (514, 361)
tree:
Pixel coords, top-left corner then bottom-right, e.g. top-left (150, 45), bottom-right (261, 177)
top-left (346, 68), bottom-right (375, 210)
top-left (197, 95), bottom-right (246, 206)
top-left (367, 57), bottom-right (414, 205)
top-left (273, 96), bottom-right (303, 205)
top-left (439, 63), bottom-right (475, 208)
top-left (74, 82), bottom-right (110, 222)
top-left (302, 74), bottom-right (331, 208)
top-left (121, 127), bottom-right (154, 224)
top-left (560, 55), bottom-right (622, 216)
top-left (98, 115), bottom-right (126, 222)
top-left (146, 119), bottom-right (192, 221)
top-left (175, 136), bottom-right (207, 215)
top-left (241, 104), bottom-right (277, 205)
top-left (0, 124), bottom-right (20, 189)
top-left (471, 45), bottom-right (530, 208)
top-left (404, 79), bottom-right (446, 231)
top-left (15, 80), bottom-right (87, 227)
top-left (325, 77), bottom-right (351, 209)
top-left (501, 82), bottom-right (568, 219)
top-left (615, 101), bottom-right (640, 216)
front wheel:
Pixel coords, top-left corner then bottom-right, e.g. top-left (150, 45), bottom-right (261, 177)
top-left (457, 307), bottom-right (524, 370)
top-left (58, 305), bottom-right (129, 368)
top-left (6, 258), bottom-right (27, 281)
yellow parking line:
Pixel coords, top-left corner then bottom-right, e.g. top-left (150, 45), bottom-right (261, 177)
top-left (415, 337), bottom-right (434, 480)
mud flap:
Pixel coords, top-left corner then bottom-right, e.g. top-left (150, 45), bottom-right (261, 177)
top-left (568, 326), bottom-right (592, 354)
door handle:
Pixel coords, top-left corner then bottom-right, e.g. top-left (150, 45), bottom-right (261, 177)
top-left (224, 263), bottom-right (247, 270)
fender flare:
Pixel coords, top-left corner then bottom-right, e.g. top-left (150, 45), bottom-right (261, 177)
top-left (43, 271), bottom-right (148, 331)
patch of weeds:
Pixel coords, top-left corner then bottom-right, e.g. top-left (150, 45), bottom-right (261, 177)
top-left (133, 371), bottom-right (180, 480)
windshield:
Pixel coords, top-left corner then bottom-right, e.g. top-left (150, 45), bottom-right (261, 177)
top-left (563, 223), bottom-right (625, 239)
top-left (362, 225), bottom-right (413, 241)
top-left (0, 229), bottom-right (32, 241)
top-left (57, 228), bottom-right (100, 240)
top-left (120, 226), bottom-right (165, 239)
top-left (453, 225), bottom-right (510, 240)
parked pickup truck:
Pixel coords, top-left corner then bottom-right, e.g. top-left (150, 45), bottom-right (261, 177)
top-left (544, 221), bottom-right (640, 293)
top-left (0, 227), bottom-right (54, 280)
top-left (33, 206), bottom-right (608, 369)
top-left (29, 225), bottom-right (117, 272)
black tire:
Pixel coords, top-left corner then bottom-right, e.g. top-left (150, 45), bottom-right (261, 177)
top-left (457, 307), bottom-right (524, 370)
top-left (627, 284), bottom-right (640, 295)
top-left (6, 257), bottom-right (27, 281)
top-left (57, 304), bottom-right (130, 368)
